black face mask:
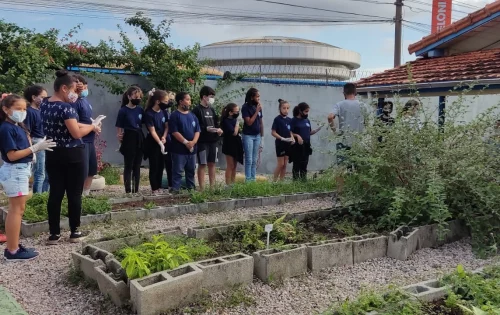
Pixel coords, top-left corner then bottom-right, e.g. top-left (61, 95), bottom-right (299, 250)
top-left (301, 112), bottom-right (309, 119)
top-left (130, 99), bottom-right (141, 106)
top-left (232, 112), bottom-right (240, 119)
top-left (160, 101), bottom-right (173, 110)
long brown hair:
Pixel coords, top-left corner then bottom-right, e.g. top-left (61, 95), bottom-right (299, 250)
top-left (121, 86), bottom-right (143, 107)
top-left (0, 94), bottom-right (30, 138)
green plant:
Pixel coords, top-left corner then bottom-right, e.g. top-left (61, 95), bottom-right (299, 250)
top-left (98, 165), bottom-right (121, 186)
top-left (337, 85), bottom-right (500, 255)
top-left (144, 202), bottom-right (156, 210)
top-left (121, 247), bottom-right (151, 279)
top-left (141, 235), bottom-right (190, 272)
top-left (240, 222), bottom-right (265, 251)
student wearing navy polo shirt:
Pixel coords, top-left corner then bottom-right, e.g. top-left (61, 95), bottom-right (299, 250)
top-left (241, 88), bottom-right (264, 182)
top-left (116, 86), bottom-right (144, 194)
top-left (23, 85), bottom-right (49, 193)
top-left (271, 99), bottom-right (295, 181)
top-left (290, 102), bottom-right (322, 181)
top-left (41, 70), bottom-right (100, 245)
top-left (143, 89), bottom-right (172, 194)
top-left (168, 92), bottom-right (200, 193)
top-left (0, 94), bottom-right (56, 260)
top-left (73, 75), bottom-right (98, 196)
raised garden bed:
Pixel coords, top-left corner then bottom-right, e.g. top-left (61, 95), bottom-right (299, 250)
top-left (3, 190), bottom-right (333, 236)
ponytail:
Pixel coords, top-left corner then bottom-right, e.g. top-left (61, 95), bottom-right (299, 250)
top-left (222, 103), bottom-right (237, 119)
top-left (145, 88), bottom-right (168, 111)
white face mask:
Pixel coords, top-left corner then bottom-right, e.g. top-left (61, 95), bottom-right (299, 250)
top-left (208, 97), bottom-right (215, 105)
top-left (68, 91), bottom-right (78, 103)
top-left (9, 110), bottom-right (27, 123)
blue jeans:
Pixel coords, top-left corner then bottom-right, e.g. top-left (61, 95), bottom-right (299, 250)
top-left (242, 134), bottom-right (261, 181)
top-left (32, 137), bottom-right (49, 193)
top-left (171, 153), bottom-right (196, 191)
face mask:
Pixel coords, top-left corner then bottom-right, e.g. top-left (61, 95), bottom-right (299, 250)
top-left (68, 92), bottom-right (78, 103)
top-left (9, 110), bottom-right (27, 123)
top-left (181, 104), bottom-right (190, 111)
top-left (80, 90), bottom-right (89, 98)
top-left (207, 97), bottom-right (215, 106)
top-left (232, 112), bottom-right (240, 119)
top-left (159, 102), bottom-right (172, 110)
top-left (301, 112), bottom-right (309, 119)
top-left (131, 99), bottom-right (141, 106)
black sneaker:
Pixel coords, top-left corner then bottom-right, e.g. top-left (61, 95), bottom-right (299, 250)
top-left (69, 230), bottom-right (87, 243)
top-left (4, 246), bottom-right (39, 262)
top-left (47, 234), bottom-right (61, 245)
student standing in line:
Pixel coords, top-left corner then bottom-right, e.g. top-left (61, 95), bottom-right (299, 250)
top-left (116, 86), bottom-right (144, 194)
top-left (73, 75), bottom-right (99, 196)
top-left (241, 88), bottom-right (263, 182)
top-left (23, 85), bottom-right (49, 193)
top-left (143, 89), bottom-right (172, 194)
top-left (290, 102), bottom-right (322, 181)
top-left (192, 86), bottom-right (222, 191)
top-left (168, 92), bottom-right (200, 193)
top-left (221, 103), bottom-right (243, 185)
top-left (0, 95), bottom-right (56, 260)
top-left (271, 99), bottom-right (294, 181)
top-left (40, 70), bottom-right (100, 245)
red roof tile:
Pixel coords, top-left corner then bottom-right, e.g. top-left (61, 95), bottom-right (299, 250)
top-left (408, 0), bottom-right (500, 55)
top-left (356, 48), bottom-right (500, 88)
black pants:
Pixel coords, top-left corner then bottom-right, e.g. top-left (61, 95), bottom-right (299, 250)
top-left (123, 149), bottom-right (142, 193)
top-left (45, 146), bottom-right (85, 235)
top-left (292, 143), bottom-right (311, 181)
top-left (148, 143), bottom-right (173, 191)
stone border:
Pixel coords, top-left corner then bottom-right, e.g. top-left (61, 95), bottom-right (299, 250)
top-left (2, 191), bottom-right (333, 237)
top-left (253, 244), bottom-right (307, 283)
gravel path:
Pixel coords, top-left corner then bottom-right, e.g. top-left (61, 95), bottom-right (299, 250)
top-left (0, 196), bottom-right (495, 315)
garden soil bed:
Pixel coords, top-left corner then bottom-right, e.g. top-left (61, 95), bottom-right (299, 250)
top-left (111, 195), bottom-right (191, 211)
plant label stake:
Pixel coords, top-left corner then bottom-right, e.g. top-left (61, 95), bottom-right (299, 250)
top-left (265, 224), bottom-right (273, 249)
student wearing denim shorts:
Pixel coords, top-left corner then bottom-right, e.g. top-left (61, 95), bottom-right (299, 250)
top-left (0, 94), bottom-right (56, 261)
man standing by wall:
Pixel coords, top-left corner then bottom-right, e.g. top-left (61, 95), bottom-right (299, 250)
top-left (327, 83), bottom-right (366, 196)
top-left (192, 86), bottom-right (222, 190)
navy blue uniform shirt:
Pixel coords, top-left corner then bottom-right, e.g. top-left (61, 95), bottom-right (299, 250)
top-left (241, 103), bottom-right (263, 136)
top-left (271, 115), bottom-right (292, 142)
top-left (115, 106), bottom-right (144, 131)
top-left (222, 117), bottom-right (237, 135)
top-left (0, 122), bottom-right (33, 163)
top-left (144, 108), bottom-right (169, 137)
top-left (25, 106), bottom-right (44, 139)
top-left (291, 117), bottom-right (312, 142)
top-left (73, 97), bottom-right (94, 143)
top-left (168, 111), bottom-right (200, 155)
top-left (40, 100), bottom-right (82, 147)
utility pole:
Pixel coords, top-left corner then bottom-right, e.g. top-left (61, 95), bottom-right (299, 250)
top-left (394, 0), bottom-right (403, 67)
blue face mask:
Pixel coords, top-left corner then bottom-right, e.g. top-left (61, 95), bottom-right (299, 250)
top-left (80, 90), bottom-right (89, 98)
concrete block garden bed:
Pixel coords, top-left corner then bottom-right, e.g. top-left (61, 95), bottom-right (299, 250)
top-left (1, 191), bottom-right (333, 236)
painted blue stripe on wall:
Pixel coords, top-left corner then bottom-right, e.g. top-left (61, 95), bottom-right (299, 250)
top-left (415, 11), bottom-right (500, 56)
top-left (68, 67), bottom-right (348, 87)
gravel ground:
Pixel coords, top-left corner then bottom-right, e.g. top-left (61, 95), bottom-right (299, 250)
top-left (0, 196), bottom-right (496, 315)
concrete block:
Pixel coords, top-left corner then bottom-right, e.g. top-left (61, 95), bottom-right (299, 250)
top-left (20, 218), bottom-right (69, 237)
top-left (149, 206), bottom-right (178, 219)
top-left (110, 209), bottom-right (149, 221)
top-left (387, 227), bottom-right (420, 261)
top-left (130, 264), bottom-right (203, 315)
top-left (253, 245), bottom-right (307, 283)
top-left (261, 196), bottom-right (285, 206)
top-left (349, 234), bottom-right (388, 264)
top-left (195, 253), bottom-right (254, 292)
top-left (402, 279), bottom-right (449, 302)
top-left (217, 199), bottom-right (237, 212)
top-left (186, 224), bottom-right (231, 240)
top-left (234, 198), bottom-right (246, 209)
top-left (94, 265), bottom-right (130, 307)
top-left (177, 204), bottom-right (199, 215)
top-left (80, 213), bottom-right (111, 225)
top-left (92, 235), bottom-right (146, 254)
top-left (109, 196), bottom-right (143, 204)
top-left (71, 251), bottom-right (105, 281)
top-left (306, 239), bottom-right (353, 272)
top-left (284, 194), bottom-right (302, 203)
top-left (245, 197), bottom-right (263, 208)
top-left (83, 244), bottom-right (115, 263)
top-left (417, 220), bottom-right (469, 249)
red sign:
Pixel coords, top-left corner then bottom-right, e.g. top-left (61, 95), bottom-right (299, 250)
top-left (432, 0), bottom-right (452, 33)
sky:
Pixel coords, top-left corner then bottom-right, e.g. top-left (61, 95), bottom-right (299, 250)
top-left (0, 0), bottom-right (494, 74)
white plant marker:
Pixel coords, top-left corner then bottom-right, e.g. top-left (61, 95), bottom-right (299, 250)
top-left (265, 224), bottom-right (273, 249)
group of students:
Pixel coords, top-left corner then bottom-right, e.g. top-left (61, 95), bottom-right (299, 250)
top-left (0, 70), bottom-right (105, 261)
top-left (115, 85), bottom-right (326, 197)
